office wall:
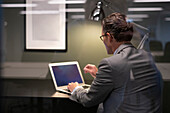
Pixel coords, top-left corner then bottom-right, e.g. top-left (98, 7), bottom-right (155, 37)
top-left (1, 0), bottom-right (128, 81)
top-left (2, 7), bottom-right (170, 80)
top-left (2, 7), bottom-right (111, 81)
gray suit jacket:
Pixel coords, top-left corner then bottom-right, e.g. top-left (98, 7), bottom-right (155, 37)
top-left (70, 43), bottom-right (163, 113)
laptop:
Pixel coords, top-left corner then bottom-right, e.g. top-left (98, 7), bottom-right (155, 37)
top-left (49, 61), bottom-right (90, 94)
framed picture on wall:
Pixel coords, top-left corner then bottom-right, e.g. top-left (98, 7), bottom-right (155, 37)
top-left (25, 0), bottom-right (66, 51)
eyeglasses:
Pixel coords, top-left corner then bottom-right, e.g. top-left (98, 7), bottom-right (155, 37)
top-left (100, 35), bottom-right (106, 41)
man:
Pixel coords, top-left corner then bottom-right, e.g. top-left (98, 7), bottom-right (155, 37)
top-left (67, 12), bottom-right (163, 113)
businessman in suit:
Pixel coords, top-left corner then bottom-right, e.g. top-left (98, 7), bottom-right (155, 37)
top-left (67, 12), bottom-right (163, 113)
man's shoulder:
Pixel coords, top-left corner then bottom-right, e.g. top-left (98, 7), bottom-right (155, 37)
top-left (104, 53), bottom-right (128, 64)
top-left (101, 55), bottom-right (121, 64)
top-left (100, 54), bottom-right (128, 70)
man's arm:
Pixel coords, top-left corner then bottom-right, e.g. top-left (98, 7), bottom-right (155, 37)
top-left (68, 59), bottom-right (115, 107)
top-left (67, 64), bottom-right (98, 93)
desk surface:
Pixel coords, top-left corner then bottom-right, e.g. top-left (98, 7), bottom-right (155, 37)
top-left (1, 79), bottom-right (98, 113)
top-left (156, 63), bottom-right (170, 80)
top-left (2, 79), bottom-right (69, 98)
top-left (2, 63), bottom-right (169, 98)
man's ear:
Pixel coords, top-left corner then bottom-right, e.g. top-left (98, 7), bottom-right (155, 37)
top-left (106, 32), bottom-right (113, 42)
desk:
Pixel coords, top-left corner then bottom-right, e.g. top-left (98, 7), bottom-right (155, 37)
top-left (2, 63), bottom-right (169, 113)
top-left (2, 79), bottom-right (69, 98)
top-left (1, 79), bottom-right (98, 113)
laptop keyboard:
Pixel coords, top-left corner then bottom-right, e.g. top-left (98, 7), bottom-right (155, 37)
top-left (63, 88), bottom-right (70, 92)
top-left (63, 85), bottom-right (89, 92)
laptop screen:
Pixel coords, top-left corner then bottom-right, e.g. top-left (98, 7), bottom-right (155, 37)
top-left (51, 64), bottom-right (83, 87)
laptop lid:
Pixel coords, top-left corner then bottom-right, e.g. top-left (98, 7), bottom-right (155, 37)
top-left (49, 61), bottom-right (85, 90)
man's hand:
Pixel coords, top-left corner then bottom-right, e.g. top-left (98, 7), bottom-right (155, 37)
top-left (84, 64), bottom-right (98, 78)
top-left (67, 82), bottom-right (79, 92)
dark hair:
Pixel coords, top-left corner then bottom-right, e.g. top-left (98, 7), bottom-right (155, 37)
top-left (102, 12), bottom-right (133, 42)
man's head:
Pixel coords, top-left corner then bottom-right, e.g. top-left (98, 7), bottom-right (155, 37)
top-left (101, 12), bottom-right (133, 54)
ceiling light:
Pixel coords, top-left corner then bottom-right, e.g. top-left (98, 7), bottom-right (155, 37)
top-left (71, 15), bottom-right (85, 19)
top-left (127, 14), bottom-right (149, 18)
top-left (48, 0), bottom-right (86, 4)
top-left (129, 18), bottom-right (143, 22)
top-left (66, 8), bottom-right (85, 12)
top-left (165, 17), bottom-right (170, 21)
top-left (20, 8), bottom-right (85, 14)
top-left (0, 4), bottom-right (37, 8)
top-left (134, 0), bottom-right (170, 2)
top-left (128, 7), bottom-right (163, 11)
top-left (20, 10), bottom-right (59, 15)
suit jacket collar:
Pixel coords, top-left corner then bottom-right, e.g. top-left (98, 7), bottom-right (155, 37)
top-left (115, 43), bottom-right (135, 55)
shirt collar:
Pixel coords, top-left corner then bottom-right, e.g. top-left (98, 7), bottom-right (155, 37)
top-left (113, 48), bottom-right (118, 55)
top-left (113, 43), bottom-right (134, 55)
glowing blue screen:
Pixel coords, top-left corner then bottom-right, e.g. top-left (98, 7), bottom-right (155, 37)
top-left (52, 64), bottom-right (83, 86)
